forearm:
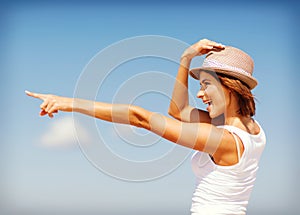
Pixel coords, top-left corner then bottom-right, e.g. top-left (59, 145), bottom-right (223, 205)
top-left (168, 56), bottom-right (192, 119)
top-left (73, 98), bottom-right (207, 151)
top-left (73, 98), bottom-right (151, 129)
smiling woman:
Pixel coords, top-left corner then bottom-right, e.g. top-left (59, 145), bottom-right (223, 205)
top-left (26, 38), bottom-right (266, 215)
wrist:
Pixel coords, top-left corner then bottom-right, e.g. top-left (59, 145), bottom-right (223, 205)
top-left (181, 52), bottom-right (193, 60)
top-left (180, 55), bottom-right (192, 69)
top-left (71, 98), bottom-right (82, 112)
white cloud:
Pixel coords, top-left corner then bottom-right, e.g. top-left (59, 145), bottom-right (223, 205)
top-left (40, 116), bottom-right (90, 148)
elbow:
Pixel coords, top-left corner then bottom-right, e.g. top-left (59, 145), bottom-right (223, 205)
top-left (129, 105), bottom-right (151, 130)
top-left (168, 109), bottom-right (176, 118)
top-left (168, 106), bottom-right (176, 117)
top-left (168, 107), bottom-right (181, 121)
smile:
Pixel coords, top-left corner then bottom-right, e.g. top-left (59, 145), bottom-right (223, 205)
top-left (203, 100), bottom-right (212, 111)
top-left (203, 100), bottom-right (212, 105)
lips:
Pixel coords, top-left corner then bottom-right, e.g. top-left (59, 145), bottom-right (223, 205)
top-left (203, 100), bottom-right (212, 111)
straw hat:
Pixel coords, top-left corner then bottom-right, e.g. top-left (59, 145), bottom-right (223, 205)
top-left (189, 46), bottom-right (258, 89)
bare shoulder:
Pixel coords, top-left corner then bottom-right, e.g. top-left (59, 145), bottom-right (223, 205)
top-left (252, 121), bottom-right (261, 135)
top-left (244, 119), bottom-right (261, 135)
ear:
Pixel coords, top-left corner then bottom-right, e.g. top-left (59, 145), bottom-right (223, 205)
top-left (228, 90), bottom-right (232, 105)
top-left (227, 90), bottom-right (235, 106)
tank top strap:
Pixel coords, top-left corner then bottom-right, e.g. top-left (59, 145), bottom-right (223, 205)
top-left (229, 130), bottom-right (241, 161)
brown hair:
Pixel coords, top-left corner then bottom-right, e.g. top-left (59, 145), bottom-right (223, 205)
top-left (217, 74), bottom-right (256, 117)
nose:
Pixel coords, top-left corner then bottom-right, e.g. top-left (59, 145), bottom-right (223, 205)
top-left (197, 88), bottom-right (205, 99)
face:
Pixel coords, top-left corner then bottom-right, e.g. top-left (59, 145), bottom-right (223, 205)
top-left (197, 71), bottom-right (230, 119)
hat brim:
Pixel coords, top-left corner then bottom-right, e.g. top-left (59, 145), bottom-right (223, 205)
top-left (189, 67), bottom-right (258, 90)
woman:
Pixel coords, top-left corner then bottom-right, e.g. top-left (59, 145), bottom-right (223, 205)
top-left (26, 39), bottom-right (266, 214)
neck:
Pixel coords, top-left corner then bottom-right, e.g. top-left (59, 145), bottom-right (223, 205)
top-left (225, 114), bottom-right (253, 130)
top-left (223, 93), bottom-right (248, 126)
top-left (221, 95), bottom-right (256, 133)
top-left (225, 116), bottom-right (242, 126)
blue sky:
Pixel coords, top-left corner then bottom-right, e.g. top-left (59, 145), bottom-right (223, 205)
top-left (1, 1), bottom-right (300, 214)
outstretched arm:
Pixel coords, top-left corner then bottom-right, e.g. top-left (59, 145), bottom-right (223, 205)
top-left (25, 90), bottom-right (150, 127)
top-left (168, 39), bottom-right (225, 123)
top-left (25, 90), bottom-right (230, 154)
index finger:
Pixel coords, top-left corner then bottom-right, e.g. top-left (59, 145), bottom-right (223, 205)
top-left (25, 90), bottom-right (46, 100)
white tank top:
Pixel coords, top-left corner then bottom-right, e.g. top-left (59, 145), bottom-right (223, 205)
top-left (190, 121), bottom-right (266, 215)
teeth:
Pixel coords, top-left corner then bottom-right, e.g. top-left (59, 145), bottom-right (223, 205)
top-left (203, 100), bottom-right (212, 105)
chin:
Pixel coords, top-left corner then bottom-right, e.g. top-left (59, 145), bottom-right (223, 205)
top-left (209, 113), bottom-right (216, 119)
top-left (209, 111), bottom-right (223, 119)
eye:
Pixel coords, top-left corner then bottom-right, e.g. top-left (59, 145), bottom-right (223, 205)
top-left (204, 80), bottom-right (211, 85)
top-left (202, 82), bottom-right (210, 89)
top-left (200, 80), bottom-right (211, 90)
